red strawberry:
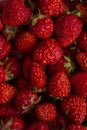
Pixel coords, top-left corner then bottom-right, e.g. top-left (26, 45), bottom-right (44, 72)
top-left (48, 72), bottom-right (70, 98)
top-left (33, 38), bottom-right (63, 66)
top-left (22, 56), bottom-right (36, 79)
top-left (1, 0), bottom-right (31, 26)
top-left (2, 116), bottom-right (25, 130)
top-left (3, 57), bottom-right (21, 78)
top-left (15, 89), bottom-right (40, 114)
top-left (0, 18), bottom-right (3, 31)
top-left (0, 65), bottom-right (7, 82)
top-left (0, 83), bottom-right (16, 104)
top-left (76, 52), bottom-right (87, 71)
top-left (66, 124), bottom-right (87, 130)
top-left (54, 14), bottom-right (82, 47)
top-left (29, 15), bottom-right (53, 39)
top-left (76, 31), bottom-right (87, 52)
top-left (30, 63), bottom-right (47, 92)
top-left (35, 102), bottom-right (57, 123)
top-left (15, 77), bottom-right (30, 90)
top-left (0, 35), bottom-right (11, 60)
top-left (71, 72), bottom-right (87, 98)
top-left (0, 104), bottom-right (20, 118)
top-left (39, 0), bottom-right (66, 17)
top-left (60, 95), bottom-right (86, 124)
top-left (15, 31), bottom-right (37, 54)
top-left (48, 56), bottom-right (75, 76)
top-left (27, 122), bottom-right (50, 130)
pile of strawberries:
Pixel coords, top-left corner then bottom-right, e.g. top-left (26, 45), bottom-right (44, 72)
top-left (0, 0), bottom-right (87, 129)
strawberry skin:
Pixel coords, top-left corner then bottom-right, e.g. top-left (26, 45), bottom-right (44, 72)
top-left (48, 72), bottom-right (70, 98)
top-left (3, 116), bottom-right (25, 130)
top-left (39, 0), bottom-right (66, 17)
top-left (66, 124), bottom-right (87, 130)
top-left (30, 63), bottom-right (47, 92)
top-left (15, 89), bottom-right (40, 114)
top-left (60, 95), bottom-right (86, 124)
top-left (2, 0), bottom-right (31, 26)
top-left (0, 65), bottom-right (7, 82)
top-left (0, 35), bottom-right (11, 60)
top-left (0, 83), bottom-right (16, 104)
top-left (54, 14), bottom-right (82, 47)
top-left (77, 31), bottom-right (87, 52)
top-left (35, 102), bottom-right (57, 123)
top-left (27, 122), bottom-right (50, 130)
top-left (0, 104), bottom-right (20, 118)
top-left (15, 31), bottom-right (37, 54)
top-left (71, 72), bottom-right (87, 98)
top-left (29, 17), bottom-right (53, 39)
top-left (33, 38), bottom-right (63, 66)
top-left (76, 52), bottom-right (87, 71)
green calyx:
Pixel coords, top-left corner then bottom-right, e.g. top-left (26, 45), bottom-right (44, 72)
top-left (64, 56), bottom-right (75, 76)
top-left (33, 87), bottom-right (46, 93)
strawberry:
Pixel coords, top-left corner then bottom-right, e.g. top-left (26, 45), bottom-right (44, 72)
top-left (33, 38), bottom-right (63, 66)
top-left (48, 72), bottom-right (70, 98)
top-left (0, 103), bottom-right (20, 118)
top-left (71, 72), bottom-right (87, 98)
top-left (15, 31), bottom-right (37, 54)
top-left (48, 56), bottom-right (75, 76)
top-left (0, 18), bottom-right (3, 31)
top-left (76, 31), bottom-right (87, 52)
top-left (54, 14), bottom-right (82, 47)
top-left (3, 57), bottom-right (21, 78)
top-left (39, 0), bottom-right (66, 17)
top-left (29, 14), bottom-right (53, 39)
top-left (30, 63), bottom-right (47, 92)
top-left (0, 35), bottom-right (11, 60)
top-left (15, 77), bottom-right (30, 90)
top-left (76, 52), bottom-right (87, 71)
top-left (2, 116), bottom-right (25, 130)
top-left (66, 124), bottom-right (87, 130)
top-left (0, 83), bottom-right (16, 104)
top-left (22, 56), bottom-right (36, 79)
top-left (60, 95), bottom-right (86, 124)
top-left (15, 89), bottom-right (40, 114)
top-left (0, 65), bottom-right (7, 82)
top-left (1, 0), bottom-right (31, 26)
top-left (27, 122), bottom-right (50, 130)
top-left (35, 102), bottom-right (57, 123)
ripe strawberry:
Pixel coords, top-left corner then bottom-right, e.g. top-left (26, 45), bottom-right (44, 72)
top-left (0, 83), bottom-right (16, 104)
top-left (76, 31), bottom-right (87, 52)
top-left (35, 102), bottom-right (57, 123)
top-left (54, 14), bottom-right (82, 47)
top-left (0, 18), bottom-right (3, 31)
top-left (27, 122), bottom-right (50, 130)
top-left (76, 52), bottom-right (87, 71)
top-left (15, 89), bottom-right (40, 114)
top-left (33, 38), bottom-right (63, 66)
top-left (15, 77), bottom-right (30, 89)
top-left (39, 0), bottom-right (66, 17)
top-left (15, 31), bottom-right (37, 54)
top-left (71, 72), bottom-right (87, 98)
top-left (22, 56), bottom-right (36, 79)
top-left (60, 95), bottom-right (86, 124)
top-left (48, 56), bottom-right (75, 76)
top-left (0, 103), bottom-right (20, 118)
top-left (3, 116), bottom-right (25, 130)
top-left (48, 72), bottom-right (70, 98)
top-left (29, 15), bottom-right (53, 39)
top-left (1, 0), bottom-right (31, 26)
top-left (0, 65), bottom-right (7, 82)
top-left (0, 35), bottom-right (11, 60)
top-left (66, 124), bottom-right (87, 130)
top-left (3, 57), bottom-right (21, 78)
top-left (30, 63), bottom-right (47, 92)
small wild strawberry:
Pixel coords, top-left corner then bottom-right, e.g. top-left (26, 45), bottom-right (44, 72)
top-left (15, 31), bottom-right (37, 54)
top-left (35, 102), bottom-right (57, 123)
top-left (60, 95), bottom-right (86, 124)
top-left (48, 72), bottom-right (70, 98)
top-left (33, 38), bottom-right (63, 66)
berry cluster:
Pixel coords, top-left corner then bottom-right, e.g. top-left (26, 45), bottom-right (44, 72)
top-left (0, 0), bottom-right (87, 130)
